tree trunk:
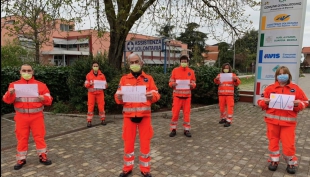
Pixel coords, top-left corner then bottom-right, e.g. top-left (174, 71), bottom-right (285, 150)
top-left (35, 42), bottom-right (40, 64)
top-left (108, 30), bottom-right (129, 69)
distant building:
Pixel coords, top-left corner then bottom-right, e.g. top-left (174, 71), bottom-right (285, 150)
top-left (1, 16), bottom-right (187, 66)
top-left (201, 45), bottom-right (219, 66)
top-left (302, 47), bottom-right (310, 66)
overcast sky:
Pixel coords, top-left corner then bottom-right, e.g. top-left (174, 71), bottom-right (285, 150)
top-left (135, 3), bottom-right (310, 47)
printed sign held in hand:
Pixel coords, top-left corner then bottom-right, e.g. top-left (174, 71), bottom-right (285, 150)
top-left (269, 93), bottom-right (295, 110)
top-left (94, 80), bottom-right (106, 89)
top-left (14, 84), bottom-right (39, 97)
top-left (176, 80), bottom-right (190, 89)
top-left (220, 73), bottom-right (233, 83)
top-left (122, 86), bottom-right (147, 103)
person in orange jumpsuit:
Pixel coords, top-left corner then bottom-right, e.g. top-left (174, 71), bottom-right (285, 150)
top-left (84, 61), bottom-right (108, 127)
top-left (214, 63), bottom-right (241, 127)
top-left (168, 55), bottom-right (196, 137)
top-left (2, 64), bottom-right (53, 170)
top-left (115, 53), bottom-right (160, 177)
top-left (257, 66), bottom-right (309, 174)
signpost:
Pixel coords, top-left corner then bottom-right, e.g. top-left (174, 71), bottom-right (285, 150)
top-left (124, 38), bottom-right (167, 73)
top-left (253, 0), bottom-right (307, 105)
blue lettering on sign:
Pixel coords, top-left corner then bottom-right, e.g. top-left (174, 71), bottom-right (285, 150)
top-left (265, 75), bottom-right (274, 78)
top-left (264, 53), bottom-right (280, 58)
top-left (271, 95), bottom-right (293, 109)
top-left (282, 53), bottom-right (296, 58)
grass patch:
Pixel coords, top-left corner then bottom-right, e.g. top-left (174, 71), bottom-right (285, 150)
top-left (240, 76), bottom-right (255, 85)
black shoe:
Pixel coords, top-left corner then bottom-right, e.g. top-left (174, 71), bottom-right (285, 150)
top-left (39, 154), bottom-right (52, 165)
top-left (141, 171), bottom-right (152, 177)
top-left (219, 119), bottom-right (227, 124)
top-left (87, 121), bottom-right (92, 128)
top-left (14, 159), bottom-right (26, 170)
top-left (169, 129), bottom-right (176, 137)
top-left (268, 161), bottom-right (278, 171)
top-left (286, 165), bottom-right (296, 174)
top-left (101, 120), bottom-right (107, 126)
top-left (224, 122), bottom-right (231, 127)
top-left (119, 170), bottom-right (132, 177)
top-left (184, 130), bottom-right (192, 137)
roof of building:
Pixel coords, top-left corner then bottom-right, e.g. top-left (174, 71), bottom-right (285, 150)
top-left (302, 47), bottom-right (310, 54)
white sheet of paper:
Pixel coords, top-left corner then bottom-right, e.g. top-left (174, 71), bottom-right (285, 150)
top-left (269, 93), bottom-right (295, 110)
top-left (122, 86), bottom-right (147, 103)
top-left (176, 80), bottom-right (190, 89)
top-left (14, 84), bottom-right (39, 97)
top-left (220, 73), bottom-right (233, 82)
top-left (94, 80), bottom-right (106, 89)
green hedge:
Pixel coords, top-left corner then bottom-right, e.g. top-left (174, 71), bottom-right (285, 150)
top-left (1, 59), bottom-right (240, 115)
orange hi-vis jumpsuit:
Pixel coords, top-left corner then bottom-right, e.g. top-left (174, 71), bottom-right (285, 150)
top-left (2, 76), bottom-right (53, 161)
top-left (257, 81), bottom-right (309, 166)
top-left (169, 66), bottom-right (196, 131)
top-left (84, 70), bottom-right (107, 122)
top-left (114, 71), bottom-right (160, 173)
top-left (214, 73), bottom-right (240, 123)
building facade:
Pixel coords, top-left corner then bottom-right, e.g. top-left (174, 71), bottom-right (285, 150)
top-left (1, 16), bottom-right (188, 66)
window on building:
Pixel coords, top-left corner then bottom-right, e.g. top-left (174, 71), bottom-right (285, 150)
top-left (5, 20), bottom-right (15, 24)
top-left (79, 44), bottom-right (89, 48)
top-left (68, 44), bottom-right (77, 48)
top-left (60, 24), bottom-right (69, 31)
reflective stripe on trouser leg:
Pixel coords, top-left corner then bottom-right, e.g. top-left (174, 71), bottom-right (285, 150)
top-left (139, 152), bottom-right (151, 172)
top-left (226, 115), bottom-right (233, 123)
top-left (171, 97), bottom-right (182, 123)
top-left (281, 125), bottom-right (297, 165)
top-left (170, 121), bottom-right (177, 130)
top-left (99, 111), bottom-right (105, 121)
top-left (16, 151), bottom-right (27, 160)
top-left (30, 116), bottom-right (47, 151)
top-left (37, 148), bottom-right (47, 155)
top-left (87, 112), bottom-right (94, 121)
top-left (220, 112), bottom-right (227, 120)
top-left (87, 92), bottom-right (96, 121)
top-left (266, 123), bottom-right (280, 162)
top-left (226, 96), bottom-right (234, 123)
top-left (268, 150), bottom-right (280, 162)
top-left (138, 116), bottom-right (153, 172)
top-left (122, 118), bottom-right (137, 171)
top-left (182, 97), bottom-right (191, 130)
top-left (123, 152), bottom-right (134, 170)
top-left (15, 115), bottom-right (30, 152)
top-left (219, 96), bottom-right (227, 119)
top-left (283, 155), bottom-right (298, 166)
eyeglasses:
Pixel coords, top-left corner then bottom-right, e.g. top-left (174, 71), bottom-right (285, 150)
top-left (21, 69), bottom-right (32, 72)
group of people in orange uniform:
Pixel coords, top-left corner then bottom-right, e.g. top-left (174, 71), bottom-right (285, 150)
top-left (3, 53), bottom-right (308, 176)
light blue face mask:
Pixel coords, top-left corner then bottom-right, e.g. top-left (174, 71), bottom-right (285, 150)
top-left (277, 74), bottom-right (289, 83)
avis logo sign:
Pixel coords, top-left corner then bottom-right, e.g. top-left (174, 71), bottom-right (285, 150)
top-left (264, 53), bottom-right (280, 59)
top-left (274, 14), bottom-right (291, 22)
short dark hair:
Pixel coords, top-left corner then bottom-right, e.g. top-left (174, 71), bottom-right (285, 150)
top-left (92, 61), bottom-right (99, 65)
top-left (179, 55), bottom-right (189, 62)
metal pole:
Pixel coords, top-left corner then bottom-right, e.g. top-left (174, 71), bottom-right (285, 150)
top-left (233, 33), bottom-right (235, 70)
top-left (164, 41), bottom-right (167, 74)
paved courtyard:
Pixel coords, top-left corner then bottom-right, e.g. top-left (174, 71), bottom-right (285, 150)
top-left (1, 102), bottom-right (310, 177)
